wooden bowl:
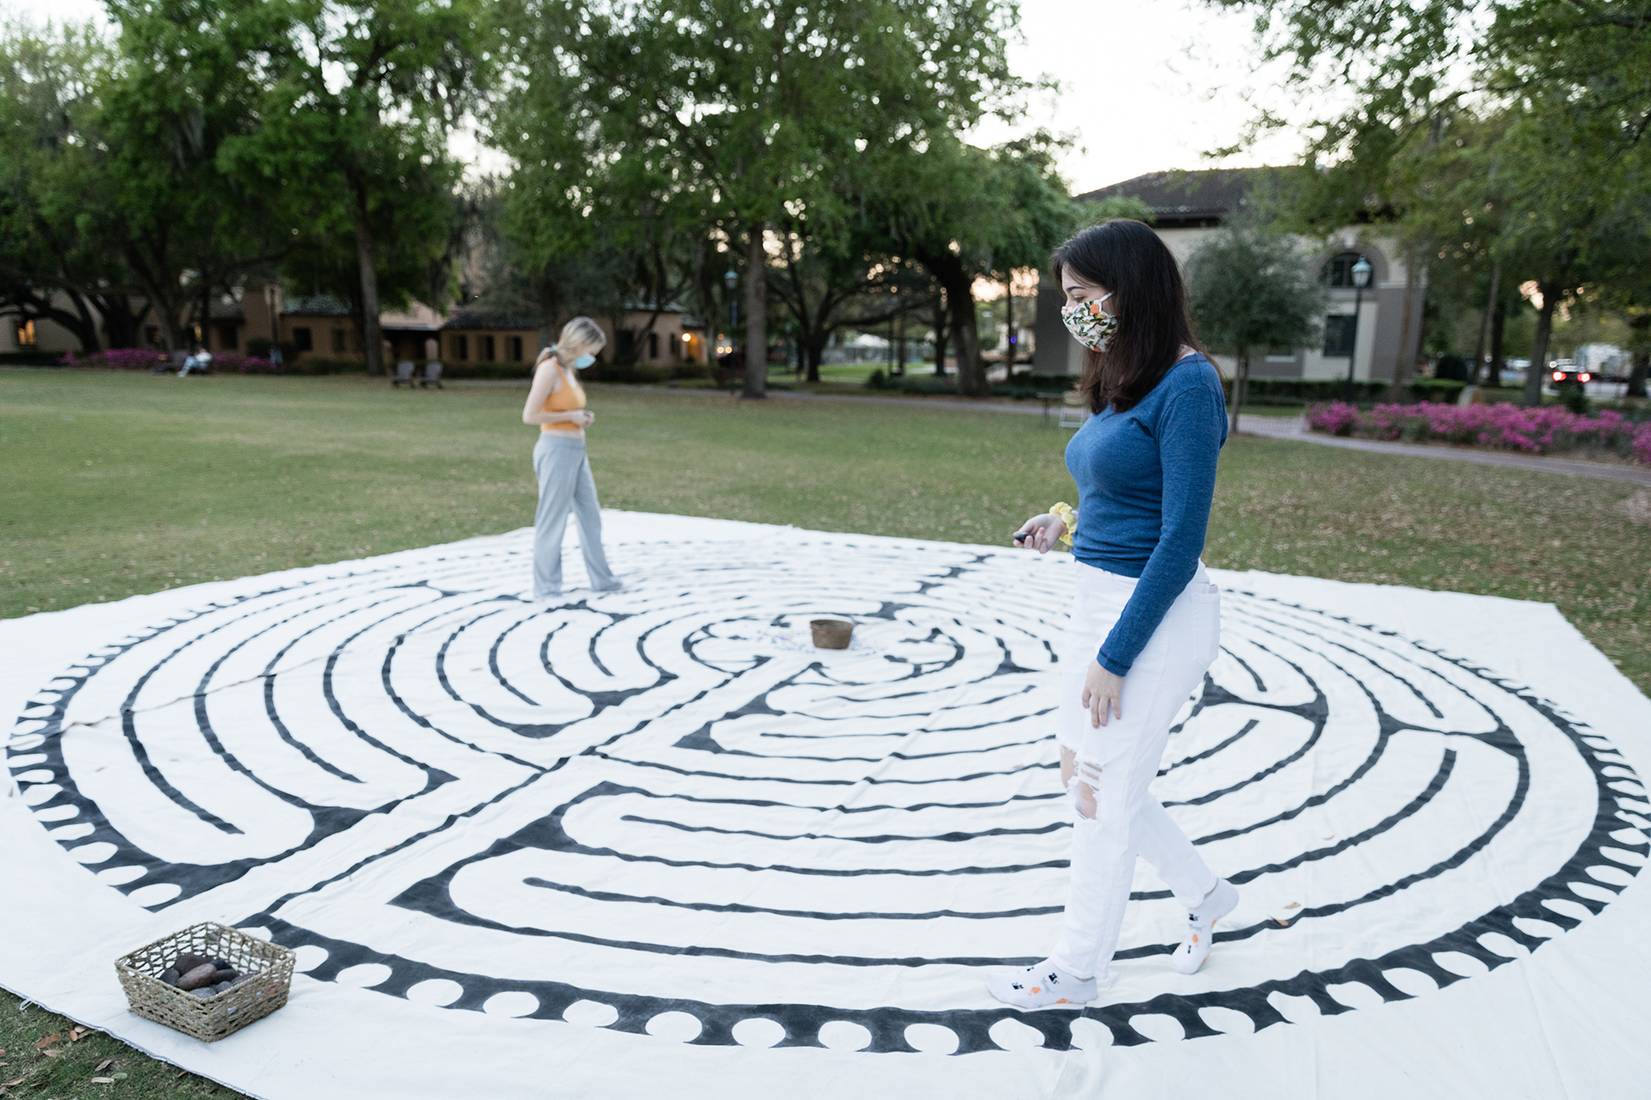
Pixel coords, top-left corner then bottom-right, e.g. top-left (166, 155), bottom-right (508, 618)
top-left (810, 618), bottom-right (854, 650)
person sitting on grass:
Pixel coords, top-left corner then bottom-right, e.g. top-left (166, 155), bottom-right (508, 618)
top-left (177, 344), bottom-right (212, 378)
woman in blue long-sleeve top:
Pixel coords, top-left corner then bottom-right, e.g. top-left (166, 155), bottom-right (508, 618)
top-left (989, 219), bottom-right (1235, 1010)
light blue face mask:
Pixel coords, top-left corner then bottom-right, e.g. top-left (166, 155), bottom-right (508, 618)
top-left (549, 344), bottom-right (597, 370)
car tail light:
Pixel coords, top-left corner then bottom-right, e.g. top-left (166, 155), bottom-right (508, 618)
top-left (1579, 372), bottom-right (1592, 382)
top-left (1551, 370), bottom-right (1564, 381)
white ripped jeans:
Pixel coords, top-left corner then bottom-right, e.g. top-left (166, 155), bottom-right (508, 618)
top-left (1050, 559), bottom-right (1223, 981)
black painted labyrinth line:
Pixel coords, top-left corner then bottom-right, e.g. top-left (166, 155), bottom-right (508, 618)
top-left (5, 535), bottom-right (1646, 1057)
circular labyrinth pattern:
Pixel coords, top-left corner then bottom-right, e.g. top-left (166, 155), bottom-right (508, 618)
top-left (5, 533), bottom-right (1648, 1054)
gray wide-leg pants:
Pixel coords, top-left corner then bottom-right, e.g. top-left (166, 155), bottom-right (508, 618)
top-left (531, 432), bottom-right (616, 597)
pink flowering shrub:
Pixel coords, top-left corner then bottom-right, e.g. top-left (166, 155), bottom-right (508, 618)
top-left (215, 353), bottom-right (279, 373)
top-left (60, 348), bottom-right (276, 373)
top-left (1305, 401), bottom-right (1651, 466)
top-left (1305, 401), bottom-right (1359, 435)
top-left (1636, 423), bottom-right (1651, 466)
top-left (60, 348), bottom-right (168, 370)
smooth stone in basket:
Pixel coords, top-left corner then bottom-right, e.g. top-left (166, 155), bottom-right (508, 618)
top-left (173, 952), bottom-right (210, 975)
top-left (177, 963), bottom-right (221, 991)
top-left (810, 618), bottom-right (854, 650)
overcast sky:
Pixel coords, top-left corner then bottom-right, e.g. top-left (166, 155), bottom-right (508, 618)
top-left (4, 0), bottom-right (1306, 193)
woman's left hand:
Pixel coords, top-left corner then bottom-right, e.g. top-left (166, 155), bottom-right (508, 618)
top-left (1081, 660), bottom-right (1124, 728)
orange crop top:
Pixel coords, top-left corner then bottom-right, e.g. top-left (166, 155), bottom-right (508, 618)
top-left (540, 357), bottom-right (587, 433)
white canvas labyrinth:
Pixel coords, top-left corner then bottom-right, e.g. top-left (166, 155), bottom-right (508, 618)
top-left (2, 512), bottom-right (1648, 1099)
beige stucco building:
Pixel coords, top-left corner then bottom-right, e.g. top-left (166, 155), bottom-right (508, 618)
top-left (1034, 168), bottom-right (1427, 385)
top-left (3, 280), bottom-right (709, 370)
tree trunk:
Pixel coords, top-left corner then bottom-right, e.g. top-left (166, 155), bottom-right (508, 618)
top-left (97, 296), bottom-right (148, 350)
top-left (147, 287), bottom-right (185, 352)
top-left (935, 267), bottom-right (985, 396)
top-left (932, 299), bottom-right (948, 376)
top-left (895, 311), bottom-right (907, 375)
top-left (1386, 252), bottom-right (1420, 398)
top-left (127, 255), bottom-right (184, 351)
top-left (197, 277), bottom-right (212, 350)
top-left (64, 292), bottom-right (102, 352)
top-left (1522, 281), bottom-right (1559, 407)
top-left (1230, 349), bottom-right (1249, 436)
top-left (1487, 291), bottom-right (1508, 388)
top-left (1625, 313), bottom-right (1650, 399)
top-left (949, 297), bottom-right (984, 395)
top-left (349, 174), bottom-right (385, 376)
top-left (1470, 261), bottom-right (1502, 386)
top-left (741, 221), bottom-right (767, 399)
top-left (1003, 279), bottom-right (1015, 374)
top-left (804, 334), bottom-right (825, 383)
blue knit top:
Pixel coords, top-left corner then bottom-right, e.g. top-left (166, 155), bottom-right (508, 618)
top-left (1063, 352), bottom-right (1228, 676)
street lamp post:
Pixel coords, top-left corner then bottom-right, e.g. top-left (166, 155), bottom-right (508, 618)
top-left (1343, 255), bottom-right (1373, 403)
top-left (723, 268), bottom-right (738, 375)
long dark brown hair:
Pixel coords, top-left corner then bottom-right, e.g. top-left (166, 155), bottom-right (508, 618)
top-left (1050, 219), bottom-right (1205, 413)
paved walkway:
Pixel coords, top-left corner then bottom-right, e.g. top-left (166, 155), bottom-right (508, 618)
top-left (515, 381), bottom-right (1651, 486)
top-left (1236, 413), bottom-right (1651, 487)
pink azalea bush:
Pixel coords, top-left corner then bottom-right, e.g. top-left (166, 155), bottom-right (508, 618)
top-left (1306, 400), bottom-right (1651, 466)
top-left (61, 348), bottom-right (276, 373)
top-left (1305, 401), bottom-right (1358, 435)
top-left (60, 348), bottom-right (167, 370)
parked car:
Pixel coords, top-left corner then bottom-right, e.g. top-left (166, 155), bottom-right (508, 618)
top-left (1547, 359), bottom-right (1594, 391)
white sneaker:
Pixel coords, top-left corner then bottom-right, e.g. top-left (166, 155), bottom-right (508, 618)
top-left (1171, 878), bottom-right (1239, 975)
top-left (986, 957), bottom-right (1099, 1010)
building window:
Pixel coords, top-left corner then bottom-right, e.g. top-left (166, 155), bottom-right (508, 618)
top-left (482, 334), bottom-right (496, 361)
top-left (16, 319), bottom-right (37, 348)
top-left (1322, 252), bottom-right (1371, 288)
top-left (509, 335), bottom-right (523, 361)
top-left (218, 323), bottom-right (238, 350)
top-left (332, 327), bottom-right (347, 353)
top-left (1323, 314), bottom-right (1356, 358)
top-left (617, 329), bottom-right (636, 359)
top-left (648, 332), bottom-right (659, 360)
top-left (453, 334), bottom-right (469, 361)
top-left (293, 326), bottom-right (313, 351)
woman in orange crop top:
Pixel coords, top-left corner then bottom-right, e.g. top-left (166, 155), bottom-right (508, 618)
top-left (520, 317), bottom-right (622, 599)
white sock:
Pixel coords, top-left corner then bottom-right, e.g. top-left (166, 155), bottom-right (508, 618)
top-left (1171, 878), bottom-right (1238, 975)
top-left (986, 956), bottom-right (1098, 1010)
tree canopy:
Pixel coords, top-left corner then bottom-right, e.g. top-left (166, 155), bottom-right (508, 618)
top-left (1210, 0), bottom-right (1651, 401)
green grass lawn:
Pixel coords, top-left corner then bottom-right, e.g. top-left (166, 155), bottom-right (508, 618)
top-left (2, 367), bottom-right (1649, 1097)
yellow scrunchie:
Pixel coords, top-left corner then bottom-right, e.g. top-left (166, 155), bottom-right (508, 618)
top-left (1050, 501), bottom-right (1077, 551)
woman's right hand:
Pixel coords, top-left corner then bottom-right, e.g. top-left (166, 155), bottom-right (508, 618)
top-left (577, 410), bottom-right (595, 428)
top-left (1012, 513), bottom-right (1066, 553)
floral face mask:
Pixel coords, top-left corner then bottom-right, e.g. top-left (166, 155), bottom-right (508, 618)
top-left (1060, 291), bottom-right (1118, 352)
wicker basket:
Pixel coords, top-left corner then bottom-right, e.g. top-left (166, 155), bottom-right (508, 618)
top-left (810, 618), bottom-right (854, 649)
top-left (115, 922), bottom-right (294, 1042)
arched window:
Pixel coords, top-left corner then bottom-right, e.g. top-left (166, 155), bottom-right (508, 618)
top-left (1323, 252), bottom-right (1373, 288)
